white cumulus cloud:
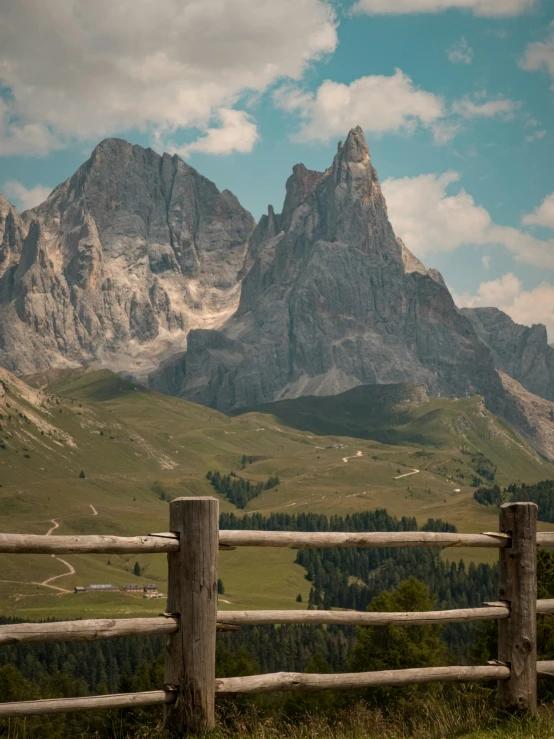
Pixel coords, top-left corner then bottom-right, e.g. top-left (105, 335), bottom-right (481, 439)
top-left (276, 71), bottom-right (519, 145)
top-left (353, 0), bottom-right (535, 16)
top-left (451, 96), bottom-right (519, 118)
top-left (0, 0), bottom-right (337, 156)
top-left (525, 129), bottom-right (547, 143)
top-left (523, 192), bottom-right (554, 229)
top-left (0, 100), bottom-right (61, 157)
top-left (447, 37), bottom-right (474, 64)
top-left (2, 180), bottom-right (52, 210)
top-left (520, 22), bottom-right (554, 89)
top-left (169, 109), bottom-right (259, 157)
top-left (454, 274), bottom-right (554, 340)
top-left (275, 69), bottom-right (446, 142)
top-left (381, 172), bottom-right (554, 268)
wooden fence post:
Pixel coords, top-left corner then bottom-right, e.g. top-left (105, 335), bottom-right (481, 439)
top-left (498, 501), bottom-right (537, 714)
top-left (164, 497), bottom-right (219, 735)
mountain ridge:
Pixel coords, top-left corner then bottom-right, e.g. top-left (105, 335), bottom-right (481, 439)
top-left (0, 137), bottom-right (255, 378)
top-left (150, 127), bottom-right (504, 410)
top-left (2, 128), bottom-right (554, 459)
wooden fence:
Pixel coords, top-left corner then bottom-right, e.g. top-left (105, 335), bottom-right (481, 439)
top-left (0, 498), bottom-right (552, 735)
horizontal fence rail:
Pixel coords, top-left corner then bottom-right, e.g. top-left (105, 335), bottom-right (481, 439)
top-left (0, 532), bottom-right (180, 554)
top-left (0, 498), bottom-right (552, 733)
top-left (1, 529), bottom-right (553, 554)
top-left (2, 600), bottom-right (554, 646)
top-left (537, 599), bottom-right (554, 614)
top-left (219, 530), bottom-right (510, 549)
top-left (219, 604), bottom-right (510, 626)
top-left (0, 690), bottom-right (176, 718)
top-left (537, 662), bottom-right (554, 678)
top-left (0, 617), bottom-right (240, 645)
top-left (0, 617), bottom-right (178, 645)
top-left (3, 661), bottom-right (554, 719)
top-left (216, 665), bottom-right (512, 694)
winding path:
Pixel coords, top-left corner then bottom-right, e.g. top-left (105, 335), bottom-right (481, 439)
top-left (4, 507), bottom-right (98, 597)
top-left (343, 451), bottom-right (363, 463)
top-left (39, 517), bottom-right (73, 591)
top-left (394, 468), bottom-right (420, 480)
top-left (42, 558), bottom-right (75, 588)
top-left (45, 519), bottom-right (60, 536)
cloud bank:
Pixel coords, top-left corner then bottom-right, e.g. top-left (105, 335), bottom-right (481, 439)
top-left (353, 0), bottom-right (535, 17)
top-left (2, 180), bottom-right (52, 210)
top-left (0, 0), bottom-right (336, 156)
top-left (381, 172), bottom-right (554, 269)
top-left (455, 274), bottom-right (554, 340)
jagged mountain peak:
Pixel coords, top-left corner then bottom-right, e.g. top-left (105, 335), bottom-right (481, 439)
top-left (89, 136), bottom-right (175, 166)
top-left (4, 127), bottom-right (554, 462)
top-left (0, 137), bottom-right (255, 377)
top-left (151, 126), bottom-right (506, 420)
top-left (91, 136), bottom-right (135, 155)
top-left (336, 125), bottom-right (371, 164)
top-left (0, 192), bottom-right (16, 212)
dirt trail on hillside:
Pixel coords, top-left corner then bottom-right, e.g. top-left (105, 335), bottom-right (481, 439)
top-left (42, 558), bottom-right (75, 588)
top-left (2, 509), bottom-right (100, 597)
top-left (343, 451), bottom-right (363, 463)
top-left (46, 519), bottom-right (60, 536)
top-left (394, 469), bottom-right (420, 479)
top-left (41, 518), bottom-right (73, 591)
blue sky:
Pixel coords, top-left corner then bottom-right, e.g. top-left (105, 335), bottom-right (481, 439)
top-left (1, 0), bottom-right (553, 334)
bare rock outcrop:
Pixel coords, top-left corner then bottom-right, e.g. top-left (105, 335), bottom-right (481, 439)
top-left (497, 370), bottom-right (554, 460)
top-left (461, 307), bottom-right (554, 402)
top-left (151, 127), bottom-right (504, 414)
top-left (0, 139), bottom-right (255, 377)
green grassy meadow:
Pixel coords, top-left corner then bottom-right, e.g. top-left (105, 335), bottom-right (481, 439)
top-left (1, 367), bottom-right (553, 620)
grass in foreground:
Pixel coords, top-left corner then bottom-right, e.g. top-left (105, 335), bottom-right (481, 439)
top-left (107, 701), bottom-right (554, 739)
top-left (208, 706), bottom-right (554, 739)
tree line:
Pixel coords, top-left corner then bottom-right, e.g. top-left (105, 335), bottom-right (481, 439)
top-left (1, 506), bottom-right (552, 737)
top-left (474, 479), bottom-right (554, 522)
top-left (207, 470), bottom-right (280, 508)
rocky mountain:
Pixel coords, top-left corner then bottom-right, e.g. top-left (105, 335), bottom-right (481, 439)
top-left (497, 371), bottom-right (554, 462)
top-left (2, 127), bottom-right (554, 459)
top-left (150, 127), bottom-right (506, 414)
top-left (0, 139), bottom-right (255, 378)
top-left (461, 307), bottom-right (554, 402)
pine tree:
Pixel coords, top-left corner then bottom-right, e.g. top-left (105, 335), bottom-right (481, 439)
top-left (296, 593), bottom-right (303, 603)
top-left (133, 562), bottom-right (141, 577)
top-left (217, 579), bottom-right (225, 595)
top-left (79, 470), bottom-right (86, 479)
top-left (350, 577), bottom-right (447, 705)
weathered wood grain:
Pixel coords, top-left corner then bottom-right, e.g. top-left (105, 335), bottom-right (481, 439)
top-left (537, 600), bottom-right (554, 614)
top-left (164, 497), bottom-right (219, 736)
top-left (537, 661), bottom-right (554, 678)
top-left (216, 665), bottom-right (511, 694)
top-left (537, 533), bottom-right (554, 548)
top-left (0, 690), bottom-right (175, 717)
top-left (218, 605), bottom-right (509, 626)
top-left (0, 533), bottom-right (179, 553)
top-left (498, 502), bottom-right (537, 714)
top-left (218, 531), bottom-right (508, 549)
top-left (0, 617), bottom-right (178, 645)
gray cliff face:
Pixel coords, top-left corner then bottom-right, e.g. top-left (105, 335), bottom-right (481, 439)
top-left (0, 139), bottom-right (255, 377)
top-left (151, 127), bottom-right (504, 413)
top-left (0, 194), bottom-right (25, 281)
top-left (461, 307), bottom-right (554, 402)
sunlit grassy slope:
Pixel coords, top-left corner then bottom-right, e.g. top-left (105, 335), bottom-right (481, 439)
top-left (1, 367), bottom-right (552, 619)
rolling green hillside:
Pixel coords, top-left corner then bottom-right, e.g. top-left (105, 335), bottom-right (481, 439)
top-left (0, 367), bottom-right (552, 620)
